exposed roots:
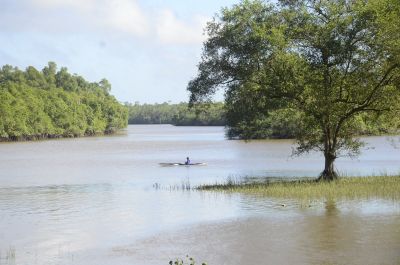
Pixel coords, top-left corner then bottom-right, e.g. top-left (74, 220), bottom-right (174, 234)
top-left (317, 170), bottom-right (338, 182)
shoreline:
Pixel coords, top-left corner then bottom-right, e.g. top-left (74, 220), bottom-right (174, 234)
top-left (0, 128), bottom-right (126, 143)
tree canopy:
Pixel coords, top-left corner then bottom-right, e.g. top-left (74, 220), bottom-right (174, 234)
top-left (0, 62), bottom-right (128, 141)
top-left (188, 0), bottom-right (400, 180)
top-left (126, 102), bottom-right (225, 126)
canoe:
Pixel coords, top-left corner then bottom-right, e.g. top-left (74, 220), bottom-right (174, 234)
top-left (159, 162), bottom-right (206, 166)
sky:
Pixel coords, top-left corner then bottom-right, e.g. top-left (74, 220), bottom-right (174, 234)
top-left (0, 0), bottom-right (239, 103)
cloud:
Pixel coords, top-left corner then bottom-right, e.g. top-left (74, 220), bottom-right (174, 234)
top-left (31, 0), bottom-right (96, 11)
top-left (155, 9), bottom-right (209, 45)
top-left (100, 0), bottom-right (150, 37)
top-left (29, 0), bottom-right (150, 36)
top-left (11, 0), bottom-right (208, 45)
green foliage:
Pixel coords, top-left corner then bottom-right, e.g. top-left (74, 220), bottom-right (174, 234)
top-left (0, 62), bottom-right (127, 141)
top-left (126, 102), bottom-right (225, 126)
top-left (188, 0), bottom-right (400, 180)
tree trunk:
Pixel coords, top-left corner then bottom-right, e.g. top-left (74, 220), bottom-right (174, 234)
top-left (318, 152), bottom-right (338, 181)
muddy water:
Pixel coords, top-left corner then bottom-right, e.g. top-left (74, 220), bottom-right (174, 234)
top-left (0, 125), bottom-right (399, 265)
top-left (121, 199), bottom-right (400, 265)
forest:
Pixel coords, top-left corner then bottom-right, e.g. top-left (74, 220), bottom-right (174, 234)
top-left (127, 102), bottom-right (398, 139)
top-left (0, 62), bottom-right (128, 141)
top-left (126, 102), bottom-right (225, 126)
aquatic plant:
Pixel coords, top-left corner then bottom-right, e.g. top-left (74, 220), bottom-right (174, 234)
top-left (0, 246), bottom-right (16, 263)
top-left (198, 175), bottom-right (400, 201)
top-left (169, 255), bottom-right (207, 265)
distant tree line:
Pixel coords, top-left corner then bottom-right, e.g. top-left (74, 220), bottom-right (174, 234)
top-left (0, 62), bottom-right (128, 141)
top-left (127, 101), bottom-right (398, 137)
top-left (126, 102), bottom-right (225, 126)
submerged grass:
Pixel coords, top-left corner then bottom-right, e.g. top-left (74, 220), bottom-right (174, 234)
top-left (198, 175), bottom-right (400, 200)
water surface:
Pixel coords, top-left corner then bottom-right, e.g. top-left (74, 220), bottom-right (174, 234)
top-left (0, 125), bottom-right (399, 265)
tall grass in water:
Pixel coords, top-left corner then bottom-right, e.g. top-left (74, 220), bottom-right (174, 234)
top-left (0, 247), bottom-right (16, 264)
top-left (198, 176), bottom-right (400, 200)
top-left (153, 180), bottom-right (192, 191)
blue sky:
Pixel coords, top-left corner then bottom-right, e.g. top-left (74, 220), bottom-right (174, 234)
top-left (0, 0), bottom-right (239, 103)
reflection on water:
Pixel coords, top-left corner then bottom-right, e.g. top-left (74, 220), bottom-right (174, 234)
top-left (122, 197), bottom-right (400, 265)
top-left (0, 125), bottom-right (399, 265)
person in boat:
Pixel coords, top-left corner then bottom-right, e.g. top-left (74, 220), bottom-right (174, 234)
top-left (185, 157), bottom-right (191, 165)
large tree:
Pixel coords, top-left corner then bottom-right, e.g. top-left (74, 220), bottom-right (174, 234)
top-left (188, 0), bottom-right (400, 181)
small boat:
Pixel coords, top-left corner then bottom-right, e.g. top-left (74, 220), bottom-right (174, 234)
top-left (159, 162), bottom-right (206, 166)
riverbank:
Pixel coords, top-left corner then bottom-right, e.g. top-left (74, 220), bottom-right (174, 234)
top-left (198, 175), bottom-right (400, 200)
top-left (0, 129), bottom-right (122, 142)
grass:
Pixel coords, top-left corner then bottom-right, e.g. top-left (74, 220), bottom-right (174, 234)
top-left (198, 175), bottom-right (400, 200)
top-left (0, 247), bottom-right (16, 263)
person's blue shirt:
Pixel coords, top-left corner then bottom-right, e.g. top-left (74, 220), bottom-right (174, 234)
top-left (185, 157), bottom-right (190, 165)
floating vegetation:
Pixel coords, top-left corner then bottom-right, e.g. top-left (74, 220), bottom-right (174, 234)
top-left (169, 255), bottom-right (207, 265)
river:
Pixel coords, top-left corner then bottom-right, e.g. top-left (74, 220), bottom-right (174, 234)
top-left (0, 125), bottom-right (399, 265)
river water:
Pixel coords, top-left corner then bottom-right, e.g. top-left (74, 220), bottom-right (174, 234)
top-left (0, 125), bottom-right (399, 265)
